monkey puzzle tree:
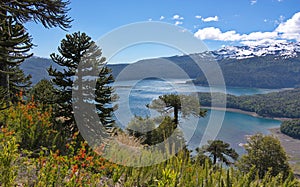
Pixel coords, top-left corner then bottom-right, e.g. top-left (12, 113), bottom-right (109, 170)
top-left (48, 32), bottom-right (116, 138)
top-left (147, 94), bottom-right (207, 125)
top-left (202, 140), bottom-right (238, 166)
top-left (0, 0), bottom-right (72, 105)
top-left (0, 0), bottom-right (72, 30)
top-left (0, 17), bottom-right (32, 106)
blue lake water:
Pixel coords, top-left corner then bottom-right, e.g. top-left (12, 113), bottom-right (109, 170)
top-left (112, 79), bottom-right (282, 155)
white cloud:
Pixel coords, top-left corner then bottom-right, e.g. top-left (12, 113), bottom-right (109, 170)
top-left (194, 27), bottom-right (240, 41)
top-left (173, 14), bottom-right (184, 20)
top-left (194, 27), bottom-right (277, 41)
top-left (250, 0), bottom-right (257, 5)
top-left (195, 15), bottom-right (202, 19)
top-left (202, 16), bottom-right (219, 22)
top-left (148, 18), bottom-right (152, 21)
top-left (242, 31), bottom-right (278, 41)
top-left (194, 12), bottom-right (300, 45)
top-left (175, 21), bottom-right (183, 26)
top-left (275, 12), bottom-right (300, 41)
top-left (159, 16), bottom-right (165, 20)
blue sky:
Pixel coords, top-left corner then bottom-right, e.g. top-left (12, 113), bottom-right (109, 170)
top-left (25, 0), bottom-right (300, 63)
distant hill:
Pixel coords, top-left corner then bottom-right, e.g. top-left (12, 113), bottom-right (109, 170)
top-left (21, 42), bottom-right (300, 88)
top-left (21, 57), bottom-right (128, 84)
top-left (21, 57), bottom-right (58, 84)
top-left (193, 54), bottom-right (300, 88)
top-left (197, 88), bottom-right (300, 118)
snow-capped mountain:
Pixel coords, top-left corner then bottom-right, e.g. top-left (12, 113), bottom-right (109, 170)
top-left (211, 41), bottom-right (300, 60)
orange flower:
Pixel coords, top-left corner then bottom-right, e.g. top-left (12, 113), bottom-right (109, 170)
top-left (86, 156), bottom-right (93, 161)
top-left (79, 149), bottom-right (86, 158)
top-left (72, 164), bottom-right (78, 174)
top-left (76, 156), bottom-right (81, 161)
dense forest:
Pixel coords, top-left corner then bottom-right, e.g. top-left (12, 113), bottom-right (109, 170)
top-left (194, 54), bottom-right (300, 89)
top-left (281, 120), bottom-right (300, 139)
top-left (198, 88), bottom-right (300, 118)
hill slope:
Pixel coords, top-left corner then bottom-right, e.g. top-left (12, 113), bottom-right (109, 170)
top-left (21, 44), bottom-right (300, 89)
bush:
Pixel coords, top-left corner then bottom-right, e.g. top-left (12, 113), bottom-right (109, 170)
top-left (0, 97), bottom-right (58, 152)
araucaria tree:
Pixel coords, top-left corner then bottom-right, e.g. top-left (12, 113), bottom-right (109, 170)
top-left (48, 32), bottom-right (116, 138)
top-left (0, 17), bottom-right (32, 105)
top-left (0, 0), bottom-right (72, 29)
top-left (203, 140), bottom-right (238, 165)
top-left (147, 94), bottom-right (207, 124)
top-left (0, 0), bottom-right (72, 104)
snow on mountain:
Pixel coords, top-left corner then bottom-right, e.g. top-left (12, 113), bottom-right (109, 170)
top-left (212, 41), bottom-right (300, 60)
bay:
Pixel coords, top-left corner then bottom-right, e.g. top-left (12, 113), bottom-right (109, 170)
top-left (112, 78), bottom-right (282, 155)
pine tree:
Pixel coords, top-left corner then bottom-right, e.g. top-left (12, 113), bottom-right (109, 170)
top-left (147, 94), bottom-right (207, 124)
top-left (0, 0), bottom-right (71, 106)
top-left (95, 66), bottom-right (117, 129)
top-left (0, 0), bottom-right (72, 30)
top-left (48, 32), bottom-right (116, 137)
top-left (0, 16), bottom-right (32, 106)
top-left (203, 140), bottom-right (238, 165)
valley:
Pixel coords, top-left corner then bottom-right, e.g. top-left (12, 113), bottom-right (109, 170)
top-left (2, 1), bottom-right (300, 185)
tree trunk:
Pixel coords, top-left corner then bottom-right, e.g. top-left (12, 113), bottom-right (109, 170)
top-left (174, 106), bottom-right (179, 124)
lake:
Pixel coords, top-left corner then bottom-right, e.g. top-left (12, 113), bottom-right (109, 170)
top-left (112, 78), bottom-right (282, 155)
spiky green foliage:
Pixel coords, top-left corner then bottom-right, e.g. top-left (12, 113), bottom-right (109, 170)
top-left (238, 133), bottom-right (291, 179)
top-left (148, 94), bottom-right (207, 124)
top-left (0, 16), bottom-right (32, 105)
top-left (202, 140), bottom-right (239, 165)
top-left (95, 66), bottom-right (117, 129)
top-left (108, 146), bottom-right (298, 187)
top-left (48, 32), bottom-right (116, 138)
top-left (0, 0), bottom-right (72, 107)
top-left (0, 0), bottom-right (72, 30)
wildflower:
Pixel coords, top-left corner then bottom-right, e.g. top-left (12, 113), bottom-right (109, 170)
top-left (72, 164), bottom-right (78, 174)
top-left (86, 156), bottom-right (93, 161)
top-left (79, 148), bottom-right (86, 158)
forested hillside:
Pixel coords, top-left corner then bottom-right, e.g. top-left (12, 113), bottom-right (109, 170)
top-left (281, 120), bottom-right (300, 139)
top-left (22, 53), bottom-right (300, 88)
top-left (194, 54), bottom-right (300, 89)
top-left (198, 88), bottom-right (300, 118)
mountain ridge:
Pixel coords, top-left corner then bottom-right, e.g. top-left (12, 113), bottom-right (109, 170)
top-left (21, 42), bottom-right (300, 88)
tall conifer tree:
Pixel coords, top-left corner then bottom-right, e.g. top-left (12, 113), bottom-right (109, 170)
top-left (48, 32), bottom-right (116, 137)
top-left (0, 17), bottom-right (32, 105)
top-left (0, 0), bottom-right (72, 105)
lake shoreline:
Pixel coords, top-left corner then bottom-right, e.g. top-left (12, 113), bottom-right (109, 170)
top-left (202, 106), bottom-right (294, 122)
top-left (269, 128), bottom-right (300, 176)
